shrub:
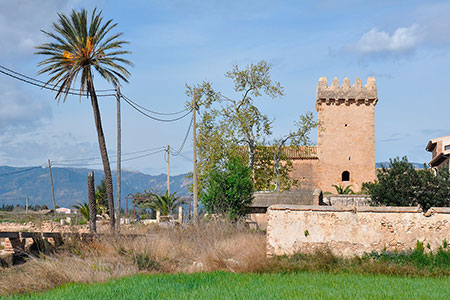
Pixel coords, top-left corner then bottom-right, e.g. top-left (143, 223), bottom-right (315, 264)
top-left (362, 156), bottom-right (450, 210)
top-left (201, 156), bottom-right (253, 220)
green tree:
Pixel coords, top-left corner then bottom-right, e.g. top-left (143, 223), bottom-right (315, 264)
top-left (147, 190), bottom-right (181, 217)
top-left (72, 202), bottom-right (89, 220)
top-left (362, 156), bottom-right (450, 210)
top-left (190, 60), bottom-right (284, 187)
top-left (201, 156), bottom-right (254, 220)
top-left (272, 111), bottom-right (317, 192)
top-left (36, 9), bottom-right (133, 232)
top-left (95, 179), bottom-right (108, 215)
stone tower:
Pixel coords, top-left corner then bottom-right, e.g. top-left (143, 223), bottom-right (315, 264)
top-left (316, 77), bottom-right (378, 193)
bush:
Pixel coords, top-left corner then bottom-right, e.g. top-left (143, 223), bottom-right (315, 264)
top-left (363, 156), bottom-right (450, 210)
top-left (201, 156), bottom-right (253, 220)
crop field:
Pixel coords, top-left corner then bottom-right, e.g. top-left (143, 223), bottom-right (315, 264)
top-left (4, 271), bottom-right (450, 300)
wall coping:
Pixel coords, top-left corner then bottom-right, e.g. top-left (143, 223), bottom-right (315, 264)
top-left (267, 204), bottom-right (431, 213)
top-left (323, 194), bottom-right (371, 198)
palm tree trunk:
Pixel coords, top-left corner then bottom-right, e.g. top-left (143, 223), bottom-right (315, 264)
top-left (87, 77), bottom-right (115, 233)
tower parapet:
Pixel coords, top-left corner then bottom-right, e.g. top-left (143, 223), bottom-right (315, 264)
top-left (316, 77), bottom-right (377, 110)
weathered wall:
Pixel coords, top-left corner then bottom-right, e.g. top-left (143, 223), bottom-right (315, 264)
top-left (267, 205), bottom-right (450, 257)
top-left (290, 158), bottom-right (319, 190)
top-left (323, 194), bottom-right (371, 207)
top-left (316, 77), bottom-right (377, 193)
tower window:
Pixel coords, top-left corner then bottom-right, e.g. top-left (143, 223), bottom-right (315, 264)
top-left (342, 171), bottom-right (350, 181)
top-left (344, 124), bottom-right (348, 127)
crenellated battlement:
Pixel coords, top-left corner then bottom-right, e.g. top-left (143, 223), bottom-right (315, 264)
top-left (316, 77), bottom-right (378, 110)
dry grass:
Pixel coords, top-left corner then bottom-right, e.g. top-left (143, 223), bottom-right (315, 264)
top-left (1, 220), bottom-right (449, 296)
top-left (0, 220), bottom-right (268, 296)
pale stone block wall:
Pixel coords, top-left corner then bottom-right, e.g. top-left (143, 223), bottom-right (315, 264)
top-left (267, 205), bottom-right (450, 257)
top-left (316, 77), bottom-right (377, 193)
top-left (290, 158), bottom-right (319, 190)
top-left (322, 194), bottom-right (371, 207)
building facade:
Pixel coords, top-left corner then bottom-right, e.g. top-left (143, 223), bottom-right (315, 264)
top-left (426, 135), bottom-right (450, 173)
top-left (288, 77), bottom-right (378, 193)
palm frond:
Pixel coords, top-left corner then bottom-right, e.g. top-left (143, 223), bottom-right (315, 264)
top-left (35, 8), bottom-right (132, 100)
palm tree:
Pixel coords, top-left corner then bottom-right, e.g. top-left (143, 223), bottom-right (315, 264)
top-left (148, 191), bottom-right (181, 217)
top-left (332, 184), bottom-right (354, 195)
top-left (72, 202), bottom-right (90, 221)
top-left (35, 9), bottom-right (133, 232)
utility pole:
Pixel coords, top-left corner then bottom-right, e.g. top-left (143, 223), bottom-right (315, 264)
top-left (116, 86), bottom-right (122, 234)
top-left (48, 159), bottom-right (56, 216)
top-left (192, 89), bottom-right (198, 221)
top-left (167, 145), bottom-right (170, 195)
top-left (25, 197), bottom-right (28, 214)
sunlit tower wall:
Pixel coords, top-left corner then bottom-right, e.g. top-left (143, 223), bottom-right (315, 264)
top-left (316, 77), bottom-right (378, 193)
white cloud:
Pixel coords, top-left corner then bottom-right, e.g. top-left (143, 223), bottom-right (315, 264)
top-left (0, 0), bottom-right (81, 56)
top-left (354, 24), bottom-right (423, 55)
top-left (0, 83), bottom-right (52, 131)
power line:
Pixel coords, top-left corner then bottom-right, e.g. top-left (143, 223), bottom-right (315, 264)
top-left (52, 146), bottom-right (166, 163)
top-left (0, 64), bottom-right (115, 93)
top-left (170, 116), bottom-right (193, 156)
top-left (121, 94), bottom-right (189, 116)
top-left (53, 149), bottom-right (166, 167)
top-left (0, 66), bottom-right (115, 97)
top-left (121, 95), bottom-right (192, 122)
top-left (0, 166), bottom-right (42, 177)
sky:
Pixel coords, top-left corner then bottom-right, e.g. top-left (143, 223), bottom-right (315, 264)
top-left (0, 0), bottom-right (449, 176)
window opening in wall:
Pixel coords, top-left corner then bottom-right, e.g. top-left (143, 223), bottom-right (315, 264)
top-left (445, 145), bottom-right (450, 150)
top-left (344, 124), bottom-right (348, 127)
top-left (342, 171), bottom-right (350, 181)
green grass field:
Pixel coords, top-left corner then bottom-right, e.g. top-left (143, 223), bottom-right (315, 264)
top-left (4, 271), bottom-right (450, 300)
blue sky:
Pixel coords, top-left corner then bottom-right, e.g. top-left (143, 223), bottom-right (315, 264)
top-left (0, 0), bottom-right (449, 175)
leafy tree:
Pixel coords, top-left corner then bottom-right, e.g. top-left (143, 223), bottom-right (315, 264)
top-left (95, 179), bottom-right (108, 215)
top-left (272, 112), bottom-right (317, 191)
top-left (36, 9), bottom-right (133, 232)
top-left (362, 156), bottom-right (450, 210)
top-left (201, 156), bottom-right (254, 220)
top-left (189, 60), bottom-right (284, 187)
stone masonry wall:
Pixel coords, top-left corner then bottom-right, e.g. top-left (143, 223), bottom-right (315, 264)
top-left (322, 194), bottom-right (371, 207)
top-left (316, 77), bottom-right (377, 193)
top-left (290, 159), bottom-right (319, 190)
top-left (267, 205), bottom-right (450, 257)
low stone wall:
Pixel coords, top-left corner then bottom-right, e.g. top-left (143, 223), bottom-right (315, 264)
top-left (322, 194), bottom-right (371, 207)
top-left (267, 205), bottom-right (450, 257)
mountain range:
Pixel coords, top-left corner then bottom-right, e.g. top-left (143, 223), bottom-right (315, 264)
top-left (0, 166), bottom-right (191, 209)
top-left (0, 161), bottom-right (428, 209)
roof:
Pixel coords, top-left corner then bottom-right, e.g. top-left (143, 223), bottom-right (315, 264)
top-left (282, 146), bottom-right (318, 159)
top-left (426, 135), bottom-right (450, 152)
top-left (429, 152), bottom-right (450, 167)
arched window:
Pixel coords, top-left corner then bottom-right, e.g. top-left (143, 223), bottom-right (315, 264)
top-left (342, 171), bottom-right (350, 181)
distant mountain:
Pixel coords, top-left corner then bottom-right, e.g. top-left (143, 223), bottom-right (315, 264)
top-left (376, 162), bottom-right (427, 169)
top-left (0, 166), bottom-right (191, 209)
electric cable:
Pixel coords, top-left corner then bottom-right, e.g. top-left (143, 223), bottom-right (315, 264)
top-left (170, 116), bottom-right (193, 156)
top-left (0, 65), bottom-right (115, 93)
top-left (121, 95), bottom-right (192, 122)
top-left (53, 146), bottom-right (166, 163)
top-left (0, 166), bottom-right (42, 177)
top-left (53, 149), bottom-right (166, 167)
top-left (121, 94), bottom-right (189, 116)
top-left (0, 66), bottom-right (115, 97)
